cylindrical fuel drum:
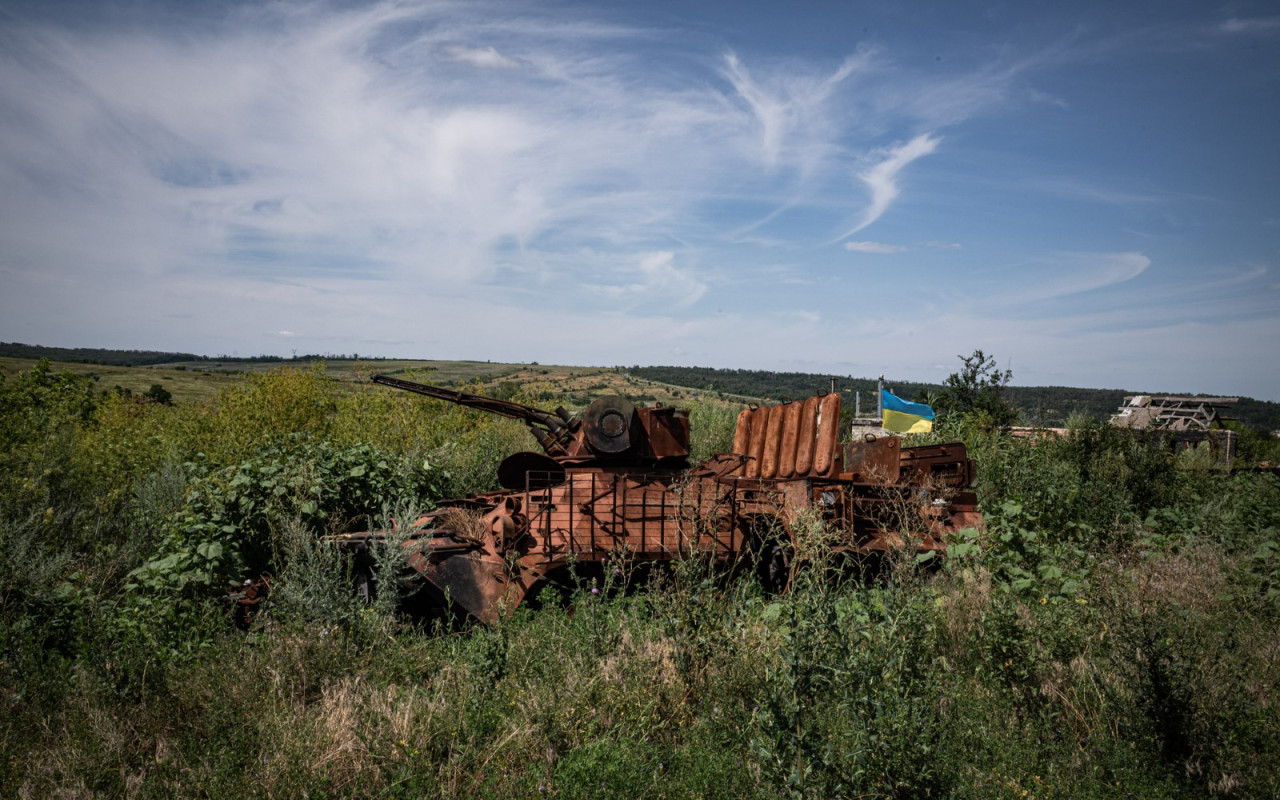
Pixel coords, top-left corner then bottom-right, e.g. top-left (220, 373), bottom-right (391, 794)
top-left (732, 408), bottom-right (754, 474)
top-left (778, 401), bottom-right (802, 478)
top-left (746, 405), bottom-right (770, 478)
top-left (813, 393), bottom-right (841, 476)
top-left (795, 395), bottom-right (820, 475)
top-left (761, 403), bottom-right (786, 478)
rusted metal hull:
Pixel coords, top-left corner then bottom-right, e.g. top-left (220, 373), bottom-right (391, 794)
top-left (337, 393), bottom-right (981, 623)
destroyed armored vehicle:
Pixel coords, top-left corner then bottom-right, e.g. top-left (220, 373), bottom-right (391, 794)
top-left (330, 375), bottom-right (981, 623)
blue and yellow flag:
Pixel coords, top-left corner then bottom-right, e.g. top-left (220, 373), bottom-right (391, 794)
top-left (882, 389), bottom-right (934, 433)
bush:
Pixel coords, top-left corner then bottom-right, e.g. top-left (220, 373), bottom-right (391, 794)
top-left (127, 438), bottom-right (446, 604)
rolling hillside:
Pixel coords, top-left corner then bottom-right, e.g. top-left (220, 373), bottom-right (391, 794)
top-left (3, 342), bottom-right (1276, 430)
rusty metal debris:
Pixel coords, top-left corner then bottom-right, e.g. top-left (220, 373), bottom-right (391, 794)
top-left (224, 575), bottom-right (270, 629)
top-left (323, 376), bottom-right (981, 624)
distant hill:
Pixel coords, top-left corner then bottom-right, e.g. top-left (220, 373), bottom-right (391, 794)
top-left (0, 342), bottom-right (210, 367)
top-left (628, 366), bottom-right (1280, 431)
top-left (4, 343), bottom-right (1275, 431)
top-left (0, 342), bottom-right (395, 367)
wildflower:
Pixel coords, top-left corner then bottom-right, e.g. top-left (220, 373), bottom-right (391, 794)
top-left (1039, 596), bottom-right (1048, 605)
top-left (591, 587), bottom-right (599, 594)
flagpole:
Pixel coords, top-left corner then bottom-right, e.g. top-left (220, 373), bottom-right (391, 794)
top-left (877, 375), bottom-right (884, 423)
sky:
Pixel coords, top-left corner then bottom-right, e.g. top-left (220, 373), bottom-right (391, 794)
top-left (1, 1), bottom-right (1278, 400)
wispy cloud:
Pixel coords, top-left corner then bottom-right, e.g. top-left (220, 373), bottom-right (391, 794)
top-left (1027, 88), bottom-right (1070, 110)
top-left (1041, 251), bottom-right (1152, 297)
top-left (839, 133), bottom-right (940, 238)
top-left (583, 251), bottom-right (707, 309)
top-left (0, 1), bottom-right (955, 312)
top-left (973, 251), bottom-right (1152, 310)
top-left (1218, 17), bottom-right (1280, 35)
top-left (442, 44), bottom-right (522, 69)
top-left (844, 240), bottom-right (906, 254)
top-left (720, 50), bottom-right (868, 170)
top-left (1036, 178), bottom-right (1164, 205)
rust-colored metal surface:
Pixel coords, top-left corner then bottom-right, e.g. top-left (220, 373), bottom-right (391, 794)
top-left (335, 376), bottom-right (982, 623)
top-left (224, 576), bottom-right (271, 629)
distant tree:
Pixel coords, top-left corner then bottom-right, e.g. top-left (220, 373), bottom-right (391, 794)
top-left (144, 383), bottom-right (173, 405)
top-left (939, 349), bottom-right (1017, 427)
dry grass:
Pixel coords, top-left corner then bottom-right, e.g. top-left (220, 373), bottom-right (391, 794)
top-left (1128, 543), bottom-right (1230, 614)
top-left (935, 566), bottom-right (993, 656)
top-left (431, 507), bottom-right (489, 543)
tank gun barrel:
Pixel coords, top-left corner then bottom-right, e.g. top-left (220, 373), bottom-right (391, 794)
top-left (371, 374), bottom-right (576, 456)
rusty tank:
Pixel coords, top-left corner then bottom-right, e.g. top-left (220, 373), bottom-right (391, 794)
top-left (333, 375), bottom-right (981, 623)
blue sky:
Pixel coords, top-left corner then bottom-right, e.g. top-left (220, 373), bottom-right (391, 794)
top-left (1, 1), bottom-right (1278, 399)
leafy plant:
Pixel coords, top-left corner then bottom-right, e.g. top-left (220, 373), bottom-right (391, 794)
top-left (127, 438), bottom-right (444, 603)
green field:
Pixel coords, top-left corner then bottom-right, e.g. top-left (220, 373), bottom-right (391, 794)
top-left (0, 355), bottom-right (736, 410)
top-left (2, 356), bottom-right (1279, 798)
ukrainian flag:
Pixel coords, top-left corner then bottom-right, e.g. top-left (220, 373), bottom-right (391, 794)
top-left (882, 389), bottom-right (934, 433)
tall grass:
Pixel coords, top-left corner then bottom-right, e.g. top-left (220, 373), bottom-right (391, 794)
top-left (1, 362), bottom-right (1278, 797)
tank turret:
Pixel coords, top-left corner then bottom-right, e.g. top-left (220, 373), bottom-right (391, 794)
top-left (371, 374), bottom-right (690, 466)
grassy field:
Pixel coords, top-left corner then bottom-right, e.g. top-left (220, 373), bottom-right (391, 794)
top-left (2, 360), bottom-right (1278, 798)
top-left (0, 356), bottom-right (241, 403)
top-left (0, 356), bottom-right (737, 409)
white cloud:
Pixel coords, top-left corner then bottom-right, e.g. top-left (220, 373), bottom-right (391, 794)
top-left (979, 251), bottom-right (1152, 308)
top-left (720, 51), bottom-right (868, 171)
top-left (442, 44), bottom-right (522, 69)
top-left (1067, 251), bottom-right (1150, 290)
top-left (844, 241), bottom-right (906, 254)
top-left (1027, 88), bottom-right (1069, 110)
top-left (585, 251), bottom-right (707, 309)
top-left (840, 133), bottom-right (940, 238)
top-left (1219, 17), bottom-right (1280, 35)
top-left (1051, 251), bottom-right (1151, 295)
top-left (1037, 178), bottom-right (1163, 205)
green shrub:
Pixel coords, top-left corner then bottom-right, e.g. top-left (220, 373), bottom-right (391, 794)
top-left (0, 360), bottom-right (100, 515)
top-left (125, 438), bottom-right (445, 626)
top-left (688, 402), bottom-right (738, 463)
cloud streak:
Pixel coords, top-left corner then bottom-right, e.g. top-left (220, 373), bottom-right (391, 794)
top-left (839, 133), bottom-right (941, 239)
top-left (1218, 17), bottom-right (1280, 35)
top-left (974, 251), bottom-right (1153, 310)
top-left (844, 241), bottom-right (906, 254)
top-left (721, 51), bottom-right (867, 170)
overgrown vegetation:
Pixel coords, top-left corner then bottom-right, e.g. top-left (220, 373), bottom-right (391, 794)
top-left (2, 359), bottom-right (1278, 798)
